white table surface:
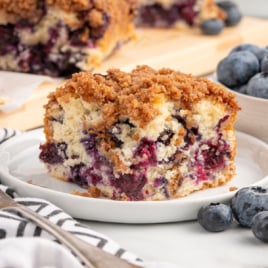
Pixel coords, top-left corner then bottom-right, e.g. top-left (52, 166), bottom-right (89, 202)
top-left (79, 4), bottom-right (268, 267)
top-left (82, 219), bottom-right (267, 268)
top-left (233, 0), bottom-right (268, 19)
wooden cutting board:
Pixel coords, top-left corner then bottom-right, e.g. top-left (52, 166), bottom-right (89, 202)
top-left (1, 16), bottom-right (268, 131)
top-left (95, 16), bottom-right (268, 75)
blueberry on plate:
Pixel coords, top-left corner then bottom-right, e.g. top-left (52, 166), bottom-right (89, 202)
top-left (252, 211), bottom-right (268, 243)
top-left (200, 19), bottom-right (224, 35)
top-left (216, 51), bottom-right (259, 87)
top-left (217, 1), bottom-right (242, 26)
top-left (247, 72), bottom-right (268, 99)
top-left (231, 186), bottom-right (268, 228)
top-left (197, 203), bottom-right (233, 232)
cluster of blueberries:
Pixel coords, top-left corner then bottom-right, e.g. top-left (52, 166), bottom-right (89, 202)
top-left (200, 1), bottom-right (242, 35)
top-left (197, 186), bottom-right (268, 243)
top-left (216, 43), bottom-right (268, 99)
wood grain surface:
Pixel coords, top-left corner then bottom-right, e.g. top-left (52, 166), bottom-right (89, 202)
top-left (1, 17), bottom-right (268, 131)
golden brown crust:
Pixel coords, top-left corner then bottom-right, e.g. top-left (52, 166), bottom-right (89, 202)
top-left (45, 65), bottom-right (240, 136)
top-left (0, 0), bottom-right (137, 14)
top-left (0, 0), bottom-right (91, 15)
top-left (0, 0), bottom-right (42, 20)
top-left (0, 0), bottom-right (137, 25)
top-left (199, 0), bottom-right (226, 22)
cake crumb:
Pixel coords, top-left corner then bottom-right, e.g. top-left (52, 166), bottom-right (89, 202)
top-left (229, 186), bottom-right (238, 191)
top-left (72, 187), bottom-right (101, 198)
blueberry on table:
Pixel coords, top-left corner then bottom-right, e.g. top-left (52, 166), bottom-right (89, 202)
top-left (252, 211), bottom-right (268, 243)
top-left (200, 19), bottom-right (224, 35)
top-left (197, 203), bottom-right (233, 232)
top-left (217, 1), bottom-right (242, 26)
top-left (246, 72), bottom-right (268, 99)
top-left (231, 187), bottom-right (268, 228)
top-left (216, 51), bottom-right (259, 87)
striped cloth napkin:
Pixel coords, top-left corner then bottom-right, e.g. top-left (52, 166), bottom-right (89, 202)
top-left (0, 129), bottom-right (177, 268)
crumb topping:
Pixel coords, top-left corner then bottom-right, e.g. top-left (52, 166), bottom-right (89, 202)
top-left (48, 65), bottom-right (239, 130)
top-left (0, 0), bottom-right (137, 20)
top-left (0, 0), bottom-right (41, 19)
top-left (0, 0), bottom-right (94, 15)
top-left (47, 0), bottom-right (93, 12)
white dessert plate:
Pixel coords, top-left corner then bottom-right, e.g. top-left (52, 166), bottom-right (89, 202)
top-left (0, 128), bottom-right (268, 224)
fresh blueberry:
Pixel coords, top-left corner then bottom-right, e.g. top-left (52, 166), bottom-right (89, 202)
top-left (261, 54), bottom-right (268, 73)
top-left (200, 19), bottom-right (224, 35)
top-left (197, 203), bottom-right (233, 232)
top-left (252, 211), bottom-right (268, 243)
top-left (258, 47), bottom-right (268, 63)
top-left (216, 51), bottom-right (259, 87)
top-left (217, 1), bottom-right (242, 26)
top-left (247, 72), bottom-right (268, 99)
top-left (230, 43), bottom-right (264, 62)
top-left (231, 186), bottom-right (268, 228)
top-left (232, 84), bottom-right (248, 94)
top-left (217, 1), bottom-right (236, 9)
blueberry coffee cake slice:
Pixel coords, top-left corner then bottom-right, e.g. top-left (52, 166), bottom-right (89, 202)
top-left (135, 0), bottom-right (225, 28)
top-left (0, 0), bottom-right (136, 77)
top-left (39, 65), bottom-right (239, 201)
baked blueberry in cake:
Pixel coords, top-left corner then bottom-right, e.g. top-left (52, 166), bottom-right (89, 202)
top-left (135, 0), bottom-right (226, 28)
top-left (0, 0), bottom-right (136, 77)
top-left (39, 65), bottom-right (239, 201)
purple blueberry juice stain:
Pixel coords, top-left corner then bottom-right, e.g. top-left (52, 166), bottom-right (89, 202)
top-left (153, 176), bottom-right (169, 198)
top-left (81, 167), bottom-right (102, 186)
top-left (193, 134), bottom-right (231, 182)
top-left (114, 172), bottom-right (147, 201)
top-left (0, 24), bottom-right (19, 55)
top-left (157, 129), bottom-right (174, 145)
top-left (80, 134), bottom-right (97, 154)
top-left (39, 142), bottom-right (67, 164)
top-left (70, 132), bottom-right (149, 200)
top-left (134, 138), bottom-right (157, 167)
top-left (153, 176), bottom-right (167, 187)
top-left (136, 0), bottom-right (198, 27)
top-left (215, 115), bottom-right (229, 132)
top-left (69, 164), bottom-right (103, 188)
top-left (1, 22), bottom-right (86, 76)
top-left (113, 138), bottom-right (158, 200)
top-left (69, 163), bottom-right (88, 187)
